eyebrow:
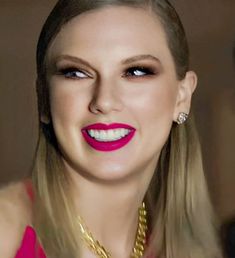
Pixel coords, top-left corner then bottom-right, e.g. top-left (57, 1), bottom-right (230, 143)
top-left (121, 54), bottom-right (161, 65)
top-left (52, 54), bottom-right (161, 68)
top-left (53, 55), bottom-right (93, 69)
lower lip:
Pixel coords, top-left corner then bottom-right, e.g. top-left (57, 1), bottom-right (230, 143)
top-left (81, 130), bottom-right (136, 152)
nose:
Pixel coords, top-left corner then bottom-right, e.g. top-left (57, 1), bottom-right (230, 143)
top-left (89, 78), bottom-right (123, 115)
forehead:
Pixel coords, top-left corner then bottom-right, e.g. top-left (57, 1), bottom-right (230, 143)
top-left (48, 5), bottom-right (172, 65)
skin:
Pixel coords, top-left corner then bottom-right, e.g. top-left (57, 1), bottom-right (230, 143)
top-left (44, 5), bottom-right (197, 258)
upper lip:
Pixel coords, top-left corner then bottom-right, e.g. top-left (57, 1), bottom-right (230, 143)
top-left (82, 123), bottom-right (135, 131)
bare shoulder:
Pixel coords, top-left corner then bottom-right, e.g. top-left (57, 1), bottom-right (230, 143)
top-left (0, 180), bottom-right (32, 258)
top-left (0, 180), bottom-right (32, 220)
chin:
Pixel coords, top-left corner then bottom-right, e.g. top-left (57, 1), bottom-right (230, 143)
top-left (66, 156), bottom-right (137, 184)
top-left (92, 165), bottom-right (135, 183)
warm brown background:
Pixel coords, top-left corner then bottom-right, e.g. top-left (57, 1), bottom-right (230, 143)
top-left (0, 1), bottom-right (235, 223)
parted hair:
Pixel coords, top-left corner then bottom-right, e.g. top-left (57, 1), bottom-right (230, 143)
top-left (32, 1), bottom-right (222, 257)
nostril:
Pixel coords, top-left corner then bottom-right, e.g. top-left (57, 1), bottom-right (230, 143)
top-left (89, 101), bottom-right (100, 114)
top-left (88, 84), bottom-right (123, 114)
top-left (88, 98), bottom-right (122, 114)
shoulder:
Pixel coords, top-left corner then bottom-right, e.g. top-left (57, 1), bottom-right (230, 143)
top-left (0, 180), bottom-right (33, 258)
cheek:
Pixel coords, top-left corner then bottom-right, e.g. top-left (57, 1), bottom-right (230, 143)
top-left (128, 82), bottom-right (177, 126)
top-left (132, 83), bottom-right (177, 151)
top-left (49, 82), bottom-right (86, 125)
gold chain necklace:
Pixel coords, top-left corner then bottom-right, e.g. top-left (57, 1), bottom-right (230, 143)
top-left (77, 202), bottom-right (147, 258)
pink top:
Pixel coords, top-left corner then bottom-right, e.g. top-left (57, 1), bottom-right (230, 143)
top-left (14, 180), bottom-right (46, 258)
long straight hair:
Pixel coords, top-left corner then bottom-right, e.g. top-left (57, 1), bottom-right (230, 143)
top-left (32, 1), bottom-right (222, 257)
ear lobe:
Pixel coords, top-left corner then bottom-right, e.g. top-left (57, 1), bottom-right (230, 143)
top-left (173, 71), bottom-right (198, 121)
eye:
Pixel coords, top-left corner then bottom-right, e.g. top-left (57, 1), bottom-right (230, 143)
top-left (58, 67), bottom-right (89, 79)
top-left (124, 66), bottom-right (156, 77)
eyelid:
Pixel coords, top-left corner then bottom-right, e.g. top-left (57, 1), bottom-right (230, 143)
top-left (123, 65), bottom-right (158, 77)
top-left (56, 66), bottom-right (93, 78)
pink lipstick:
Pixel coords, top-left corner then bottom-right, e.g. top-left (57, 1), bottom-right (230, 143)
top-left (81, 123), bottom-right (136, 152)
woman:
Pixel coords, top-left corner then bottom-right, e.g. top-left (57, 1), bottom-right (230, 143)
top-left (0, 0), bottom-right (222, 258)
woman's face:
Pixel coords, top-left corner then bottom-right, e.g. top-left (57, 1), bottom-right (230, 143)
top-left (45, 6), bottom-right (195, 182)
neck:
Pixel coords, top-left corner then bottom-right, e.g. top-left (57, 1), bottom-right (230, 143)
top-left (68, 167), bottom-right (151, 258)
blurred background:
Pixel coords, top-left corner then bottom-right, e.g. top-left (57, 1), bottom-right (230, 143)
top-left (0, 0), bottom-right (235, 252)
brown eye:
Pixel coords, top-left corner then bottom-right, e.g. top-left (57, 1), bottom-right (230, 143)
top-left (125, 66), bottom-right (156, 77)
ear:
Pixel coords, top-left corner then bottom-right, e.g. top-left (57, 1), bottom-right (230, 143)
top-left (173, 71), bottom-right (198, 122)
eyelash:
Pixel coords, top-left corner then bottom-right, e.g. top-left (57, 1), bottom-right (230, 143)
top-left (58, 66), bottom-right (157, 79)
top-left (124, 66), bottom-right (157, 77)
top-left (58, 68), bottom-right (89, 79)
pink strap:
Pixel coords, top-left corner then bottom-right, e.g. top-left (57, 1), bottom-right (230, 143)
top-left (14, 180), bottom-right (47, 258)
top-left (15, 226), bottom-right (46, 258)
top-left (24, 179), bottom-right (34, 202)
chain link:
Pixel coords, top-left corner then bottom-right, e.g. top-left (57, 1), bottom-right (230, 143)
top-left (77, 202), bottom-right (147, 258)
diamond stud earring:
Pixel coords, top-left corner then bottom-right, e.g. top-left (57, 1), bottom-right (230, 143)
top-left (177, 112), bottom-right (188, 124)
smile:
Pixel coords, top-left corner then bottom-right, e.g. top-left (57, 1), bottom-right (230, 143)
top-left (87, 128), bottom-right (131, 142)
top-left (81, 123), bottom-right (136, 152)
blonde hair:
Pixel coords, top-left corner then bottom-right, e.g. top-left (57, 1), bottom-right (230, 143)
top-left (146, 116), bottom-right (221, 258)
top-left (32, 1), bottom-right (222, 257)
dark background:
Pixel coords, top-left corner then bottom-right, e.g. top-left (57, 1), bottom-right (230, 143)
top-left (0, 1), bottom-right (235, 224)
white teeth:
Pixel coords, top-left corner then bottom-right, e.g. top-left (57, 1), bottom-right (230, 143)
top-left (87, 129), bottom-right (131, 142)
top-left (94, 131), bottom-right (99, 139)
